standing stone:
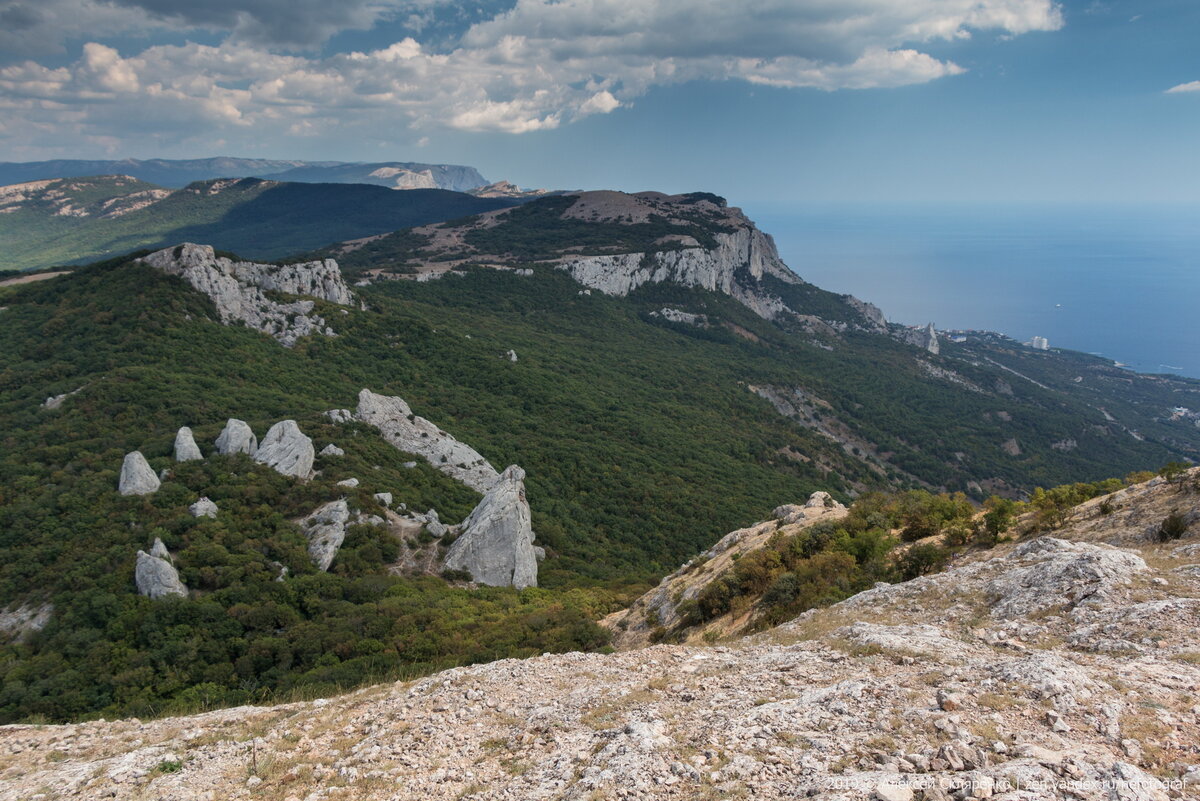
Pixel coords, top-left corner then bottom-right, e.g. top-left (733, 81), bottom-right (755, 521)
top-left (301, 500), bottom-right (350, 572)
top-left (189, 497), bottom-right (218, 518)
top-left (119, 451), bottom-right (161, 496)
top-left (254, 420), bottom-right (314, 478)
top-left (215, 419), bottom-right (258, 456)
top-left (443, 465), bottom-right (539, 588)
top-left (149, 537), bottom-right (172, 561)
top-left (174, 427), bottom-right (203, 461)
top-left (135, 549), bottom-right (188, 599)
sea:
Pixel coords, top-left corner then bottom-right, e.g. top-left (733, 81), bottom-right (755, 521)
top-left (745, 203), bottom-right (1200, 380)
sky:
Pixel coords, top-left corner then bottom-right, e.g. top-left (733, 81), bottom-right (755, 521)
top-left (0, 0), bottom-right (1198, 204)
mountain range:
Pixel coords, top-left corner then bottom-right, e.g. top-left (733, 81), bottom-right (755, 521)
top-left (0, 158), bottom-right (489, 192)
top-left (0, 186), bottom-right (1197, 728)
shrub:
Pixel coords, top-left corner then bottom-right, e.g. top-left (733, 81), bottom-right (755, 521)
top-left (1158, 511), bottom-right (1188, 542)
top-left (896, 544), bottom-right (950, 581)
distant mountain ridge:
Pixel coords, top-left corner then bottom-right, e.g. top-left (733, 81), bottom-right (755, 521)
top-left (0, 157), bottom-right (489, 192)
top-left (0, 176), bottom-right (518, 270)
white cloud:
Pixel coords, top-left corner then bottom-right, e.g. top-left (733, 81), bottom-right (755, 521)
top-left (0, 0), bottom-right (1066, 155)
top-left (1166, 81), bottom-right (1200, 94)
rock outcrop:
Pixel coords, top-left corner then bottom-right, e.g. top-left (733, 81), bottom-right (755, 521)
top-left (301, 500), bottom-right (350, 572)
top-left (189, 497), bottom-right (218, 518)
top-left (898, 321), bottom-right (940, 355)
top-left (134, 543), bottom-right (187, 599)
top-left (352, 389), bottom-right (500, 492)
top-left (254, 420), bottom-right (314, 479)
top-left (140, 243), bottom-right (352, 347)
top-left (559, 225), bottom-right (797, 320)
top-left (214, 418), bottom-right (257, 456)
top-left (173, 426), bottom-right (202, 461)
top-left (443, 465), bottom-right (538, 588)
top-left (118, 451), bottom-right (160, 496)
top-left (319, 443), bottom-right (345, 457)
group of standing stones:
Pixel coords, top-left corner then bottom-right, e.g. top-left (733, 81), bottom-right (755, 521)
top-left (120, 418), bottom-right (319, 598)
top-left (118, 418), bottom-right (317, 498)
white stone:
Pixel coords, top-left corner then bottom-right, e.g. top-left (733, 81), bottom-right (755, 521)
top-left (337, 478), bottom-right (359, 488)
top-left (254, 420), bottom-right (314, 479)
top-left (119, 451), bottom-right (160, 496)
top-left (319, 443), bottom-right (345, 457)
top-left (302, 500), bottom-right (350, 571)
top-left (443, 465), bottom-right (538, 588)
top-left (189, 497), bottom-right (218, 518)
top-left (214, 419), bottom-right (257, 456)
top-left (135, 550), bottom-right (187, 599)
top-left (355, 389), bottom-right (500, 492)
top-left (174, 427), bottom-right (202, 461)
top-left (374, 492), bottom-right (393, 507)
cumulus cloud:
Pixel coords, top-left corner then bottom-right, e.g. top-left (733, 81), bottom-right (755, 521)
top-left (0, 0), bottom-right (1065, 154)
top-left (1166, 81), bottom-right (1200, 94)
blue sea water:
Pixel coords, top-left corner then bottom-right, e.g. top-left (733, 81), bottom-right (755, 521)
top-left (745, 203), bottom-right (1200, 380)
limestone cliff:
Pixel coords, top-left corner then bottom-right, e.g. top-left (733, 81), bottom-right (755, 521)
top-left (443, 465), bottom-right (539, 588)
top-left (140, 243), bottom-right (352, 347)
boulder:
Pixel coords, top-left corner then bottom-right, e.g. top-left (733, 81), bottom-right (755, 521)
top-left (135, 549), bottom-right (187, 599)
top-left (119, 451), bottom-right (161, 496)
top-left (215, 419), bottom-right (257, 456)
top-left (354, 389), bottom-right (500, 492)
top-left (319, 443), bottom-right (345, 457)
top-left (805, 491), bottom-right (844, 510)
top-left (374, 492), bottom-right (393, 507)
top-left (505, 349), bottom-right (518, 362)
top-left (254, 420), bottom-right (314, 478)
top-left (324, 409), bottom-right (353, 424)
top-left (301, 500), bottom-right (350, 571)
top-left (189, 497), bottom-right (218, 518)
top-left (174, 426), bottom-right (203, 461)
top-left (336, 478), bottom-right (359, 488)
top-left (423, 509), bottom-right (447, 538)
top-left (443, 465), bottom-right (539, 588)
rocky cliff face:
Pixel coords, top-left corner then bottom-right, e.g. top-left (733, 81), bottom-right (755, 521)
top-left (11, 473), bottom-right (1198, 801)
top-left (898, 322), bottom-right (940, 355)
top-left (443, 465), bottom-right (539, 589)
top-left (140, 243), bottom-right (351, 347)
top-left (352, 389), bottom-right (500, 493)
top-left (559, 226), bottom-right (797, 320)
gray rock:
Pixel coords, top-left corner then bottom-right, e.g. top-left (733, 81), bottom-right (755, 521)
top-left (42, 387), bottom-right (82, 410)
top-left (443, 465), bottom-right (539, 588)
top-left (254, 420), bottom-right (314, 479)
top-left (215, 419), bottom-right (257, 456)
top-left (505, 349), bottom-right (518, 362)
top-left (119, 451), bottom-right (161, 496)
top-left (324, 409), bottom-right (353, 424)
top-left (174, 426), bottom-right (203, 461)
top-left (149, 537), bottom-right (172, 561)
top-left (301, 500), bottom-right (350, 571)
top-left (140, 243), bottom-right (352, 347)
top-left (424, 509), bottom-right (447, 538)
top-left (189, 497), bottom-right (218, 518)
top-left (805, 491), bottom-right (844, 510)
top-left (898, 322), bottom-right (939, 355)
top-left (354, 389), bottom-right (500, 492)
top-left (319, 443), bottom-right (345, 457)
top-left (135, 550), bottom-right (188, 599)
top-left (374, 492), bottom-right (393, 507)
top-left (336, 478), bottom-right (359, 487)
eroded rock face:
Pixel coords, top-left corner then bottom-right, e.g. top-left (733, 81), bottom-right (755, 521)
top-left (254, 420), bottom-right (314, 479)
top-left (118, 451), bottom-right (161, 496)
top-left (174, 426), bottom-right (202, 462)
top-left (353, 389), bottom-right (500, 492)
top-left (135, 547), bottom-right (187, 599)
top-left (443, 465), bottom-right (538, 588)
top-left (301, 500), bottom-right (350, 572)
top-left (214, 419), bottom-right (257, 456)
top-left (140, 243), bottom-right (352, 347)
top-left (898, 322), bottom-right (940, 355)
top-left (559, 226), bottom-right (797, 320)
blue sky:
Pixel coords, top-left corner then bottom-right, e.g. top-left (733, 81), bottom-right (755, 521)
top-left (0, 0), bottom-right (1197, 204)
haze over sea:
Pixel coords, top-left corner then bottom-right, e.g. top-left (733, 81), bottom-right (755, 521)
top-left (749, 204), bottom-right (1200, 381)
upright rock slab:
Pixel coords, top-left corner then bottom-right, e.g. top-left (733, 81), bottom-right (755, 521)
top-left (354, 389), bottom-right (500, 492)
top-left (254, 420), bottom-right (314, 479)
top-left (135, 547), bottom-right (188, 599)
top-left (118, 451), bottom-right (161, 496)
top-left (301, 500), bottom-right (351, 572)
top-left (140, 243), bottom-right (352, 347)
top-left (444, 465), bottom-right (539, 589)
top-left (174, 426), bottom-right (203, 461)
top-left (215, 419), bottom-right (257, 456)
top-left (189, 497), bottom-right (218, 518)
